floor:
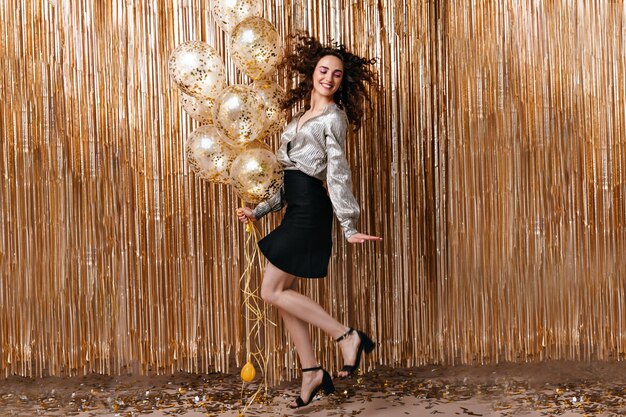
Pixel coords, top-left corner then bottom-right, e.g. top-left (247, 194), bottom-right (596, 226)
top-left (2, 360), bottom-right (626, 416)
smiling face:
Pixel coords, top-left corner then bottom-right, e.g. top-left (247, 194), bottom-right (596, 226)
top-left (312, 55), bottom-right (344, 99)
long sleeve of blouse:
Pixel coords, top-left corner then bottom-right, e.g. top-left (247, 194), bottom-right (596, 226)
top-left (322, 110), bottom-right (360, 238)
top-left (252, 103), bottom-right (360, 239)
top-left (251, 186), bottom-right (283, 219)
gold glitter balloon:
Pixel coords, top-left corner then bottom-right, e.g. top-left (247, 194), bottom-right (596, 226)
top-left (229, 148), bottom-right (283, 204)
top-left (212, 0), bottom-right (262, 34)
top-left (251, 79), bottom-right (286, 137)
top-left (180, 92), bottom-right (215, 124)
top-left (185, 125), bottom-right (237, 184)
top-left (242, 139), bottom-right (271, 152)
top-left (213, 84), bottom-right (268, 146)
top-left (168, 41), bottom-right (226, 99)
top-left (230, 17), bottom-right (284, 80)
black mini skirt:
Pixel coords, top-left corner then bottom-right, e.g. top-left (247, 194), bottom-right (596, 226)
top-left (258, 170), bottom-right (333, 278)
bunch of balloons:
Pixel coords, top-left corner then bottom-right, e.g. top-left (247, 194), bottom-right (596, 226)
top-left (168, 0), bottom-right (286, 204)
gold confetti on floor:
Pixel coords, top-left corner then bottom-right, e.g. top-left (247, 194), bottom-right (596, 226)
top-left (2, 361), bottom-right (626, 416)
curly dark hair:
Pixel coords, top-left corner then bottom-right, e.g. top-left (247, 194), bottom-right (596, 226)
top-left (280, 33), bottom-right (378, 130)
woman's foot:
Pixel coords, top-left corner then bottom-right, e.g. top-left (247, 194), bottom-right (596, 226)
top-left (337, 329), bottom-right (361, 377)
top-left (336, 328), bottom-right (376, 378)
top-left (289, 367), bottom-right (335, 408)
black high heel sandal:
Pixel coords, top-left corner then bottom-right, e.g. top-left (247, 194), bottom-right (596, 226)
top-left (336, 328), bottom-right (376, 377)
top-left (289, 366), bottom-right (335, 408)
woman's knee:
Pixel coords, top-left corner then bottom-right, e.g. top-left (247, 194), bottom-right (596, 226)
top-left (260, 283), bottom-right (277, 304)
top-left (260, 263), bottom-right (294, 305)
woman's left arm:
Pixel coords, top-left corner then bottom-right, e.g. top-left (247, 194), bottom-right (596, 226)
top-left (325, 112), bottom-right (382, 244)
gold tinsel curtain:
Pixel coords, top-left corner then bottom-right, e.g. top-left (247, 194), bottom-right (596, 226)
top-left (1, 0), bottom-right (624, 380)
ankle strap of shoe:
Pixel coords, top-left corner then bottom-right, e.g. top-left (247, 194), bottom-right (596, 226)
top-left (335, 328), bottom-right (354, 342)
top-left (301, 366), bottom-right (322, 372)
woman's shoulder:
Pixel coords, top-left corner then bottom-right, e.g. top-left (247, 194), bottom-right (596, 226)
top-left (284, 110), bottom-right (303, 129)
top-left (325, 103), bottom-right (349, 124)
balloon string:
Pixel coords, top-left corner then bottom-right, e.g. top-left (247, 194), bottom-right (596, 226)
top-left (243, 218), bottom-right (251, 363)
top-left (238, 201), bottom-right (275, 415)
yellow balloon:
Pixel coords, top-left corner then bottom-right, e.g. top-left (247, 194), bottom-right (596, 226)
top-left (230, 17), bottom-right (284, 80)
top-left (229, 148), bottom-right (283, 204)
top-left (186, 125), bottom-right (237, 184)
top-left (180, 92), bottom-right (215, 124)
top-left (251, 79), bottom-right (287, 137)
top-left (213, 84), bottom-right (268, 146)
top-left (212, 0), bottom-right (262, 34)
top-left (168, 41), bottom-right (226, 100)
top-left (240, 361), bottom-right (256, 382)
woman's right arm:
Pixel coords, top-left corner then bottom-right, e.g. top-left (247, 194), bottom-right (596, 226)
top-left (237, 187), bottom-right (284, 223)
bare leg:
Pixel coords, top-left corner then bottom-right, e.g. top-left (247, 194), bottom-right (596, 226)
top-left (268, 273), bottom-right (318, 367)
top-left (260, 262), bottom-right (347, 337)
top-left (260, 261), bottom-right (364, 384)
top-left (263, 268), bottom-right (325, 405)
top-left (279, 307), bottom-right (326, 405)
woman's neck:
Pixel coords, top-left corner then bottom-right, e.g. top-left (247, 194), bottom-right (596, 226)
top-left (309, 92), bottom-right (334, 113)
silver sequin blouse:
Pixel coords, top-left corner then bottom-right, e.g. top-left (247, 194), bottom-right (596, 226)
top-left (252, 103), bottom-right (360, 239)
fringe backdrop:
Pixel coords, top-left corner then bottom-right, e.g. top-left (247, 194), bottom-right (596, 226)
top-left (1, 0), bottom-right (625, 380)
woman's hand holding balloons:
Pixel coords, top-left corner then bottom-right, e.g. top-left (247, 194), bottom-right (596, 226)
top-left (236, 207), bottom-right (257, 223)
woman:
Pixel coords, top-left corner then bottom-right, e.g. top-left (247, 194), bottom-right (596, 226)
top-left (236, 34), bottom-right (382, 408)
